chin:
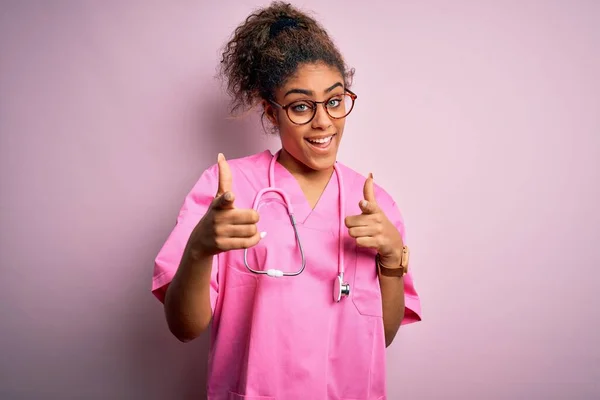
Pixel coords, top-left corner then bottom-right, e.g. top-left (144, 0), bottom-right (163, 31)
top-left (281, 139), bottom-right (340, 173)
top-left (304, 152), bottom-right (338, 171)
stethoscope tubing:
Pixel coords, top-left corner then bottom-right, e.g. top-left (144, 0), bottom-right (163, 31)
top-left (243, 151), bottom-right (346, 284)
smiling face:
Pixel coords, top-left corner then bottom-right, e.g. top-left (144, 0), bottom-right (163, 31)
top-left (266, 62), bottom-right (349, 174)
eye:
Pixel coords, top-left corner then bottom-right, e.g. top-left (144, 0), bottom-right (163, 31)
top-left (290, 101), bottom-right (313, 113)
top-left (327, 97), bottom-right (343, 108)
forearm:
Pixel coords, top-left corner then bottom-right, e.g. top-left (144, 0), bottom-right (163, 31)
top-left (379, 273), bottom-right (405, 347)
top-left (164, 244), bottom-right (214, 342)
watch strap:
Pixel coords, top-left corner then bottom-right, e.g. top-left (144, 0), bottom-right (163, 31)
top-left (377, 246), bottom-right (410, 277)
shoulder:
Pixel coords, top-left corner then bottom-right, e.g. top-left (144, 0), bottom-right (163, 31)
top-left (187, 150), bottom-right (270, 203)
top-left (202, 150), bottom-right (270, 175)
top-left (335, 161), bottom-right (397, 208)
top-left (336, 160), bottom-right (406, 235)
top-left (194, 150), bottom-right (271, 186)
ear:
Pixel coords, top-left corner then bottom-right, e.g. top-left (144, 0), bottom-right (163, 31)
top-left (262, 100), bottom-right (279, 126)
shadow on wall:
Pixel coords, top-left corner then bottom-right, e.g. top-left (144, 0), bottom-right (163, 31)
top-left (123, 87), bottom-right (276, 399)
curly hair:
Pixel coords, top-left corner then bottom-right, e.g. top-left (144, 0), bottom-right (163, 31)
top-left (219, 1), bottom-right (354, 120)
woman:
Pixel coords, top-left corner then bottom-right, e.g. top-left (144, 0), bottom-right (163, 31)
top-left (152, 2), bottom-right (421, 399)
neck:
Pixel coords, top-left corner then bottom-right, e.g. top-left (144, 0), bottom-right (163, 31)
top-left (277, 148), bottom-right (334, 183)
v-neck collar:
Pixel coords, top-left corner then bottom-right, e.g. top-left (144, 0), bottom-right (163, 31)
top-left (267, 150), bottom-right (340, 231)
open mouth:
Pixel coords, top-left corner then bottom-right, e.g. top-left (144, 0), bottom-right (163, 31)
top-left (305, 134), bottom-right (336, 150)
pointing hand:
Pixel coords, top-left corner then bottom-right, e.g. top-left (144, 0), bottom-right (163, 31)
top-left (191, 153), bottom-right (262, 257)
top-left (344, 173), bottom-right (404, 267)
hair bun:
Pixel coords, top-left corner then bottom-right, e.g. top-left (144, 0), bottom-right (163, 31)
top-left (219, 1), bottom-right (353, 119)
top-left (269, 16), bottom-right (302, 38)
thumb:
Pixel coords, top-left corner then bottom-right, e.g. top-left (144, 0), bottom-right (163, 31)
top-left (360, 173), bottom-right (378, 214)
top-left (216, 153), bottom-right (233, 197)
top-left (363, 173), bottom-right (377, 203)
top-left (213, 190), bottom-right (235, 210)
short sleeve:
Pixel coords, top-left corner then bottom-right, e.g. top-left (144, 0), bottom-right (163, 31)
top-left (151, 164), bottom-right (220, 312)
top-left (376, 187), bottom-right (422, 326)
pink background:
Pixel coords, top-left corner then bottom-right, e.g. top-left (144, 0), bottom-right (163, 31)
top-left (1, 1), bottom-right (599, 399)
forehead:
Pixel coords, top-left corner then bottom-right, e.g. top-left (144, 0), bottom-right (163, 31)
top-left (281, 62), bottom-right (344, 91)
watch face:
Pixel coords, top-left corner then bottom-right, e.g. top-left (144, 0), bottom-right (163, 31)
top-left (401, 246), bottom-right (410, 270)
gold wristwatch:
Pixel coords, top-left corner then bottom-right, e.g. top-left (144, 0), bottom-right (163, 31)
top-left (377, 246), bottom-right (410, 277)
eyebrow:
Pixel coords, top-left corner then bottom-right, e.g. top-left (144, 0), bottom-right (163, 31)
top-left (283, 82), bottom-right (343, 98)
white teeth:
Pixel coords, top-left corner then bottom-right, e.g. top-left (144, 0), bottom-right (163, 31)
top-left (307, 136), bottom-right (333, 144)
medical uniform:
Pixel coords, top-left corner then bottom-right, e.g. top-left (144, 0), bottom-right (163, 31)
top-left (152, 150), bottom-right (421, 400)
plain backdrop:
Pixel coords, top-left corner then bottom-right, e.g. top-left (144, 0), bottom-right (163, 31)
top-left (1, 1), bottom-right (599, 399)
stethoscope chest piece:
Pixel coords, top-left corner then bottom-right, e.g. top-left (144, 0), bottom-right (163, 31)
top-left (333, 274), bottom-right (351, 302)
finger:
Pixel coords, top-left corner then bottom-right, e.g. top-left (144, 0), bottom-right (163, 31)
top-left (345, 214), bottom-right (372, 228)
top-left (348, 225), bottom-right (380, 239)
top-left (217, 233), bottom-right (262, 251)
top-left (216, 153), bottom-right (233, 197)
top-left (363, 173), bottom-right (376, 203)
top-left (216, 223), bottom-right (258, 238)
top-left (359, 199), bottom-right (379, 215)
top-left (213, 190), bottom-right (236, 210)
top-left (355, 236), bottom-right (379, 249)
top-left (215, 208), bottom-right (260, 225)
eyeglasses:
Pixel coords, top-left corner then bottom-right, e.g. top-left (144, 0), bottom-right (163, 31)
top-left (270, 89), bottom-right (357, 125)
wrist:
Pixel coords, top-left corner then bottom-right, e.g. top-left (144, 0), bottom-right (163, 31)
top-left (379, 237), bottom-right (404, 267)
top-left (187, 235), bottom-right (215, 264)
top-left (188, 242), bottom-right (217, 263)
top-left (377, 246), bottom-right (410, 277)
top-left (188, 225), bottom-right (217, 261)
top-left (378, 252), bottom-right (401, 269)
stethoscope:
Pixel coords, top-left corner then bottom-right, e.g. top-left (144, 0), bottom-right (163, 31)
top-left (243, 151), bottom-right (351, 302)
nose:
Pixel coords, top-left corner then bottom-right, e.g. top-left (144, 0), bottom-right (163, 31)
top-left (311, 103), bottom-right (333, 129)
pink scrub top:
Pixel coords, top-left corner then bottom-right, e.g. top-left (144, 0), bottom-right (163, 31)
top-left (152, 150), bottom-right (421, 400)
